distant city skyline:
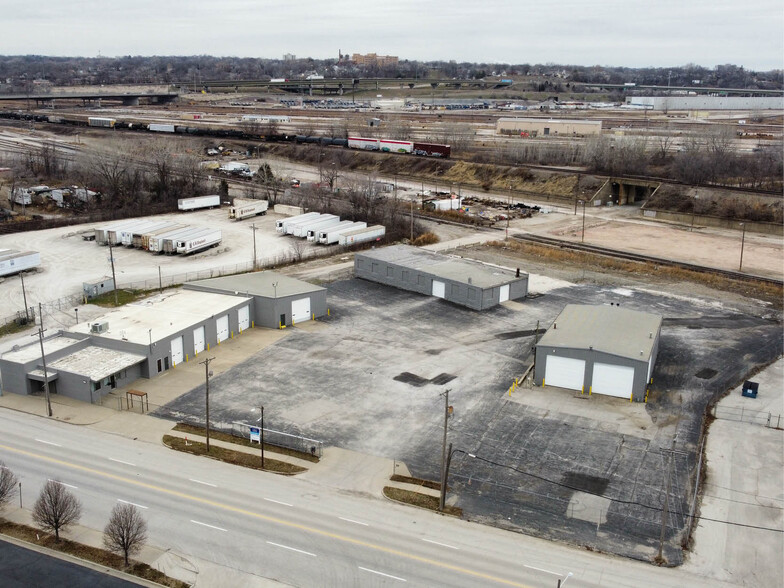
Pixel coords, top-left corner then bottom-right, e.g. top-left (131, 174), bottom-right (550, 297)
top-left (0, 0), bottom-right (781, 71)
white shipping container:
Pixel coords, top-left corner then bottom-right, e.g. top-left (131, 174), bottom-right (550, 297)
top-left (275, 212), bottom-right (320, 233)
top-left (338, 225), bottom-right (386, 246)
top-left (149, 123), bottom-right (176, 133)
top-left (230, 199), bottom-right (269, 220)
top-left (0, 251), bottom-right (40, 277)
top-left (178, 195), bottom-right (221, 211)
top-left (318, 221), bottom-right (367, 244)
top-left (176, 229), bottom-right (222, 255)
top-left (292, 214), bottom-right (339, 238)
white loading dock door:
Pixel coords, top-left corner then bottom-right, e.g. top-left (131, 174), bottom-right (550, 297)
top-left (499, 284), bottom-right (510, 302)
top-left (591, 363), bottom-right (635, 399)
top-left (170, 336), bottom-right (184, 366)
top-left (216, 315), bottom-right (230, 343)
top-left (193, 326), bottom-right (205, 355)
top-left (432, 280), bottom-right (446, 299)
top-left (291, 297), bottom-right (311, 324)
top-left (238, 305), bottom-right (250, 332)
top-left (544, 355), bottom-right (586, 391)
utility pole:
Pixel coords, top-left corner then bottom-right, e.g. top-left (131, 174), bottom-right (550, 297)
top-left (200, 357), bottom-right (215, 451)
top-left (36, 303), bottom-right (52, 417)
top-left (738, 222), bottom-right (746, 272)
top-left (107, 239), bottom-right (118, 306)
top-left (260, 405), bottom-right (265, 468)
top-left (410, 198), bottom-right (414, 242)
top-left (439, 388), bottom-right (451, 512)
top-left (657, 438), bottom-right (676, 563)
top-left (20, 271), bottom-right (29, 322)
top-left (579, 200), bottom-right (586, 243)
top-left (250, 223), bottom-right (258, 270)
top-left (158, 266), bottom-right (163, 293)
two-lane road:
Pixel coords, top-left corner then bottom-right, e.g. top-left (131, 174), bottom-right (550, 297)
top-left (0, 411), bottom-right (729, 587)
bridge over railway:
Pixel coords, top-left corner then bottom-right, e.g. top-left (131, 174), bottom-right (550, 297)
top-left (0, 92), bottom-right (179, 107)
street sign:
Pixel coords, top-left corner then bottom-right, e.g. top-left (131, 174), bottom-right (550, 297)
top-left (249, 426), bottom-right (260, 443)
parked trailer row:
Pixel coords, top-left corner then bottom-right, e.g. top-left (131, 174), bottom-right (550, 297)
top-left (0, 250), bottom-right (40, 277)
top-left (177, 195), bottom-right (221, 211)
top-left (229, 198), bottom-right (269, 221)
top-left (317, 221), bottom-right (367, 244)
top-left (275, 212), bottom-right (321, 234)
top-left (291, 214), bottom-right (340, 238)
top-left (93, 221), bottom-right (221, 255)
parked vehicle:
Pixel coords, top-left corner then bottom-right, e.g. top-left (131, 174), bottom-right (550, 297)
top-left (148, 226), bottom-right (195, 253)
top-left (0, 250), bottom-right (40, 277)
top-left (219, 162), bottom-right (251, 175)
top-left (161, 227), bottom-right (205, 254)
top-left (291, 214), bottom-right (339, 238)
top-left (338, 225), bottom-right (386, 246)
top-left (229, 199), bottom-right (269, 220)
top-left (317, 221), bottom-right (367, 244)
top-left (176, 229), bottom-right (222, 255)
top-left (275, 212), bottom-right (321, 234)
top-left (178, 195), bottom-right (221, 211)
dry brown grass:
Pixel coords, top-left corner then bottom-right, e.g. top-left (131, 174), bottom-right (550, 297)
top-left (411, 232), bottom-right (440, 246)
top-left (390, 474), bottom-right (441, 490)
top-left (162, 435), bottom-right (306, 474)
top-left (383, 487), bottom-right (462, 517)
top-left (173, 423), bottom-right (319, 463)
top-left (0, 519), bottom-right (188, 587)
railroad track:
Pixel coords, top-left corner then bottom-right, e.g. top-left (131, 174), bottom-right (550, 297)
top-left (513, 233), bottom-right (783, 286)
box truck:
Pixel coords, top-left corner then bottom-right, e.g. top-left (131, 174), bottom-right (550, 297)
top-left (318, 221), bottom-right (367, 244)
top-left (230, 199), bottom-right (269, 221)
top-left (178, 195), bottom-right (221, 211)
top-left (338, 225), bottom-right (386, 246)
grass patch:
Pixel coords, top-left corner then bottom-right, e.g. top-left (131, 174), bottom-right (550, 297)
top-left (90, 288), bottom-right (153, 307)
top-left (390, 474), bottom-right (441, 491)
top-left (383, 487), bottom-right (462, 517)
top-left (172, 423), bottom-right (319, 463)
top-left (0, 519), bottom-right (188, 588)
top-left (0, 318), bottom-right (35, 337)
top-left (163, 435), bottom-right (306, 474)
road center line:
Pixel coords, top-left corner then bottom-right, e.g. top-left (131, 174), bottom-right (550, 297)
top-left (35, 439), bottom-right (62, 447)
top-left (523, 564), bottom-right (561, 576)
top-left (47, 479), bottom-right (78, 489)
top-left (190, 520), bottom-right (227, 532)
top-left (359, 566), bottom-right (407, 582)
top-left (421, 538), bottom-right (459, 550)
top-left (264, 498), bottom-right (293, 507)
top-left (189, 478), bottom-right (217, 487)
top-left (108, 458), bottom-right (136, 467)
top-left (117, 499), bottom-right (148, 509)
top-left (339, 517), bottom-right (369, 526)
top-left (266, 541), bottom-right (316, 557)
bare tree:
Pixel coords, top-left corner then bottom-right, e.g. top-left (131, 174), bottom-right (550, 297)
top-left (289, 238), bottom-right (307, 263)
top-left (103, 502), bottom-right (148, 567)
top-left (32, 479), bottom-right (82, 541)
top-left (0, 462), bottom-right (19, 511)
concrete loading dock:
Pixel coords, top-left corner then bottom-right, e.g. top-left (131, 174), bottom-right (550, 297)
top-left (354, 244), bottom-right (528, 310)
top-left (534, 304), bottom-right (662, 401)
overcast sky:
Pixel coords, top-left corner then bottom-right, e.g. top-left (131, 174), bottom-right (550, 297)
top-left (0, 0), bottom-right (781, 70)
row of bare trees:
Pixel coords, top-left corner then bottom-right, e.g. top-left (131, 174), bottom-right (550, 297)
top-left (0, 462), bottom-right (147, 567)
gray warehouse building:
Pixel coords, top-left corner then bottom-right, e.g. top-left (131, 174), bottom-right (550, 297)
top-left (354, 245), bottom-right (528, 310)
top-left (534, 304), bottom-right (662, 402)
top-left (0, 271), bottom-right (326, 403)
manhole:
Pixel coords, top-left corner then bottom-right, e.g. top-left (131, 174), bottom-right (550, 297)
top-left (695, 368), bottom-right (717, 380)
top-left (562, 472), bottom-right (609, 495)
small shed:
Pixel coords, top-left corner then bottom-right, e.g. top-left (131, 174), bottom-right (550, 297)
top-left (83, 277), bottom-right (115, 300)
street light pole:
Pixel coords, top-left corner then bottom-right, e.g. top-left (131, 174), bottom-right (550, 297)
top-left (738, 222), bottom-right (746, 272)
top-left (200, 357), bottom-right (215, 451)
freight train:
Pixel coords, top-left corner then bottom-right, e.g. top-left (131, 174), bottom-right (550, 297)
top-left (0, 111), bottom-right (451, 158)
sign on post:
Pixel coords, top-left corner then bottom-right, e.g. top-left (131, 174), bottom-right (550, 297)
top-left (249, 426), bottom-right (260, 443)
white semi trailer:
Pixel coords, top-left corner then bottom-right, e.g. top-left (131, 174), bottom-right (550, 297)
top-left (161, 227), bottom-right (205, 254)
top-left (176, 229), bottom-right (222, 255)
top-left (148, 226), bottom-right (195, 253)
top-left (291, 215), bottom-right (340, 238)
top-left (338, 225), bottom-right (386, 246)
top-left (230, 199), bottom-right (269, 221)
top-left (318, 221), bottom-right (367, 244)
top-left (275, 212), bottom-right (320, 234)
top-left (0, 251), bottom-right (40, 277)
top-left (178, 195), bottom-right (221, 211)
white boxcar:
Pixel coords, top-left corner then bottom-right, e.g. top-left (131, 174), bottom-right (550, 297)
top-left (348, 137), bottom-right (380, 151)
top-left (380, 139), bottom-right (414, 154)
top-left (338, 225), bottom-right (386, 246)
top-left (318, 221), bottom-right (367, 244)
top-left (275, 212), bottom-right (320, 233)
top-left (178, 195), bottom-right (221, 211)
top-left (149, 123), bottom-right (176, 133)
top-left (88, 117), bottom-right (115, 128)
top-left (176, 229), bottom-right (222, 255)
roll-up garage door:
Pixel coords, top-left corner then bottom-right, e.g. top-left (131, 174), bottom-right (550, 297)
top-left (591, 363), bottom-right (635, 398)
top-left (216, 315), bottom-right (229, 343)
top-left (193, 326), bottom-right (205, 355)
top-left (544, 355), bottom-right (585, 391)
top-left (170, 336), bottom-right (184, 366)
top-left (291, 298), bottom-right (311, 324)
top-left (238, 305), bottom-right (250, 332)
top-left (499, 284), bottom-right (510, 302)
top-left (432, 280), bottom-right (446, 299)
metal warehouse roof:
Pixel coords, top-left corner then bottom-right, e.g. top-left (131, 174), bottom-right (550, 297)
top-left (357, 245), bottom-right (527, 289)
top-left (49, 346), bottom-right (146, 382)
top-left (537, 304), bottom-right (662, 362)
top-left (186, 271), bottom-right (326, 299)
top-left (68, 290), bottom-right (251, 345)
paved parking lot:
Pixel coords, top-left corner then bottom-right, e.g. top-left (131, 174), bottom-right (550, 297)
top-left (156, 267), bottom-right (782, 564)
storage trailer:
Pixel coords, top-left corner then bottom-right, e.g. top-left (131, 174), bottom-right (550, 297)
top-left (148, 226), bottom-right (195, 253)
top-left (285, 214), bottom-right (329, 236)
top-left (291, 214), bottom-right (339, 238)
top-left (121, 221), bottom-right (167, 247)
top-left (0, 251), bottom-right (40, 277)
top-left (176, 229), bottom-right (222, 255)
top-left (177, 195), bottom-right (221, 211)
top-left (275, 212), bottom-right (320, 234)
top-left (338, 225), bottom-right (386, 246)
top-left (128, 221), bottom-right (176, 247)
top-left (318, 221), bottom-right (367, 244)
top-left (139, 223), bottom-right (185, 249)
top-left (229, 199), bottom-right (269, 221)
top-left (106, 220), bottom-right (154, 246)
top-left (161, 227), bottom-right (205, 254)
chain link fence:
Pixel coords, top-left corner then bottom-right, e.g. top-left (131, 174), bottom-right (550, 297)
top-left (712, 404), bottom-right (782, 429)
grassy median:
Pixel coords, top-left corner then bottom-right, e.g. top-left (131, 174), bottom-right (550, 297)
top-left (383, 487), bottom-right (463, 517)
top-left (163, 435), bottom-right (306, 474)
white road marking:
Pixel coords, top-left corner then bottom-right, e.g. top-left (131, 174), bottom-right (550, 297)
top-left (421, 538), bottom-right (458, 550)
top-left (117, 499), bottom-right (148, 509)
top-left (264, 498), bottom-right (293, 507)
top-left (359, 567), bottom-right (407, 582)
top-left (339, 517), bottom-right (369, 526)
top-left (190, 520), bottom-right (227, 532)
top-left (189, 478), bottom-right (217, 487)
top-left (266, 541), bottom-right (316, 557)
top-left (523, 564), bottom-right (561, 576)
top-left (47, 479), bottom-right (77, 489)
top-left (108, 458), bottom-right (136, 467)
top-left (35, 439), bottom-right (62, 447)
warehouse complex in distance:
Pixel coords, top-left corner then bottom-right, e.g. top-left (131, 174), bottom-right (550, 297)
top-left (354, 245), bottom-right (528, 310)
top-left (534, 304), bottom-right (662, 402)
top-left (0, 271), bottom-right (326, 403)
top-left (496, 117), bottom-right (602, 136)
